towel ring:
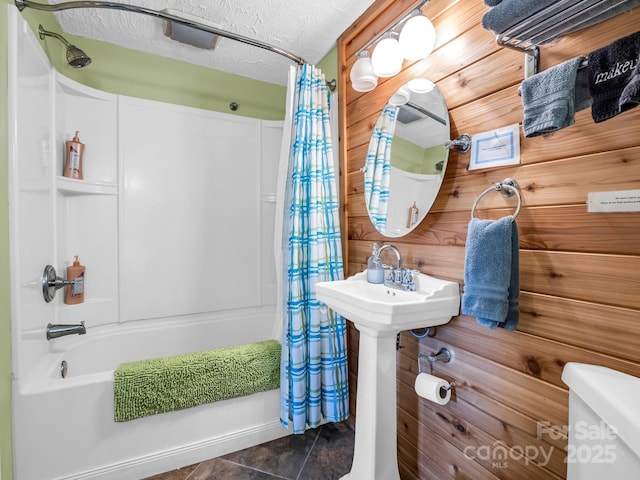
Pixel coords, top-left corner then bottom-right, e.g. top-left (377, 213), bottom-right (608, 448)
top-left (471, 178), bottom-right (521, 221)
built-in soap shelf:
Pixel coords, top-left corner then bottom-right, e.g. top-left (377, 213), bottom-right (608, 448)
top-left (52, 74), bottom-right (119, 328)
top-left (57, 297), bottom-right (118, 326)
top-left (56, 176), bottom-right (118, 196)
top-left (57, 296), bottom-right (113, 308)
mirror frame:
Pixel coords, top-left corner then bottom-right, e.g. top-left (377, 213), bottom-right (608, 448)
top-left (363, 79), bottom-right (450, 237)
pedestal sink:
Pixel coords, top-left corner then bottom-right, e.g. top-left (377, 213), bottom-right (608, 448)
top-left (316, 270), bottom-right (460, 480)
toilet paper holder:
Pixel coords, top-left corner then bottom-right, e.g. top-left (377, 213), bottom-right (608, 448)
top-left (417, 348), bottom-right (455, 391)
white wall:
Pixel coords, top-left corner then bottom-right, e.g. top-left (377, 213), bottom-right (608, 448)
top-left (119, 96), bottom-right (264, 321)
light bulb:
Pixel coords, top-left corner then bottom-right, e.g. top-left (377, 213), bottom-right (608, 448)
top-left (389, 85), bottom-right (411, 106)
top-left (371, 37), bottom-right (403, 78)
top-left (399, 14), bottom-right (436, 61)
top-left (350, 55), bottom-right (378, 92)
top-left (407, 78), bottom-right (435, 94)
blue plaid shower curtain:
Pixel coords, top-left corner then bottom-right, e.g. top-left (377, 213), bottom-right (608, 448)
top-left (364, 105), bottom-right (399, 231)
top-left (279, 64), bottom-right (349, 434)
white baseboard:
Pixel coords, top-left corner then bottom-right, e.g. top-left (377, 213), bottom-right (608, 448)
top-left (57, 421), bottom-right (291, 480)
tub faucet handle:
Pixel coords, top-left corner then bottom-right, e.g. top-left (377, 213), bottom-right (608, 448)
top-left (42, 265), bottom-right (75, 303)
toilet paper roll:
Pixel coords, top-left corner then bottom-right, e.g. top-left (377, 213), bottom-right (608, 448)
top-left (414, 373), bottom-right (451, 405)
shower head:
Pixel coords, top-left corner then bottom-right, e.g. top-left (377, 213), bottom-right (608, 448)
top-left (38, 24), bottom-right (92, 68)
top-left (65, 44), bottom-right (92, 68)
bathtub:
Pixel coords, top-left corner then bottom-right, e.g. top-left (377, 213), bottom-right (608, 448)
top-left (12, 308), bottom-right (288, 480)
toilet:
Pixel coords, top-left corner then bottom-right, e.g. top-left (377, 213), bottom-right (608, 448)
top-left (562, 363), bottom-right (640, 479)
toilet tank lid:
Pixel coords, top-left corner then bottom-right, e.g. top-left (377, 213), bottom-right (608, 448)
top-left (562, 362), bottom-right (640, 459)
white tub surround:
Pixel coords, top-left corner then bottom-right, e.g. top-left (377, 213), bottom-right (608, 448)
top-left (8, 8), bottom-right (286, 479)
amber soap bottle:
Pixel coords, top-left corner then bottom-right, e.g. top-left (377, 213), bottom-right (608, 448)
top-left (64, 131), bottom-right (85, 179)
top-left (407, 201), bottom-right (419, 228)
top-left (65, 256), bottom-right (85, 305)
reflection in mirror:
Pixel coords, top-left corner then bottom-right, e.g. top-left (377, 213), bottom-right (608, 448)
top-left (364, 79), bottom-right (450, 237)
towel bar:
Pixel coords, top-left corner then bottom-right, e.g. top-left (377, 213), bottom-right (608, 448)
top-left (471, 178), bottom-right (521, 221)
top-left (493, 0), bottom-right (637, 77)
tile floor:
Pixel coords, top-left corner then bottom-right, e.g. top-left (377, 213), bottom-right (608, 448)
top-left (144, 422), bottom-right (355, 480)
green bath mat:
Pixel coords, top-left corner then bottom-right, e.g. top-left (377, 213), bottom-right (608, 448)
top-left (113, 339), bottom-right (281, 422)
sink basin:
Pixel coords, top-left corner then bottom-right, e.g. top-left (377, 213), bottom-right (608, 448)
top-left (316, 270), bottom-right (460, 334)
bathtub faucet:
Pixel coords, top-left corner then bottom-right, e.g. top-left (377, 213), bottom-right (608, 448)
top-left (46, 321), bottom-right (86, 341)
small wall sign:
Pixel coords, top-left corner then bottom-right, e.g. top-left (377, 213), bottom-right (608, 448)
top-left (469, 124), bottom-right (520, 170)
top-left (588, 190), bottom-right (640, 212)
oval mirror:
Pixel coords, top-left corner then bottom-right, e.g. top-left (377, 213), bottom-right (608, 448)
top-left (364, 79), bottom-right (449, 237)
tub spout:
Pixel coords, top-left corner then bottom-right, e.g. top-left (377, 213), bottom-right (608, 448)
top-left (46, 321), bottom-right (86, 341)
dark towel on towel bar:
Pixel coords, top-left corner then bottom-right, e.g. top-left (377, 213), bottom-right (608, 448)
top-left (530, 0), bottom-right (640, 46)
top-left (589, 31), bottom-right (640, 123)
top-left (462, 216), bottom-right (520, 330)
top-left (619, 55), bottom-right (640, 114)
top-left (482, 0), bottom-right (640, 39)
top-left (482, 0), bottom-right (557, 35)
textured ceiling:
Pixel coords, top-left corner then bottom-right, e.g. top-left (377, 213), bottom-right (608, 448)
top-left (52, 0), bottom-right (376, 86)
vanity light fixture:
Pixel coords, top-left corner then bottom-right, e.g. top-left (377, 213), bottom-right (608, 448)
top-left (350, 52), bottom-right (378, 92)
top-left (349, 0), bottom-right (435, 92)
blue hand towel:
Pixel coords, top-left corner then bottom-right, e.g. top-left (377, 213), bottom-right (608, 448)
top-left (462, 216), bottom-right (520, 330)
top-left (521, 56), bottom-right (586, 138)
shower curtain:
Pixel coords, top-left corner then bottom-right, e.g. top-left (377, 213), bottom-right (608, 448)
top-left (364, 105), bottom-right (399, 231)
top-left (277, 64), bottom-right (349, 434)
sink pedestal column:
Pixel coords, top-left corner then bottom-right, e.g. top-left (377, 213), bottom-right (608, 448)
top-left (341, 326), bottom-right (400, 480)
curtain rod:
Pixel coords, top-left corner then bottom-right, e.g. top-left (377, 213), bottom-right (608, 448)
top-left (15, 0), bottom-right (306, 66)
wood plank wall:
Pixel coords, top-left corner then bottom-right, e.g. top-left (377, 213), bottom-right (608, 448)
top-left (337, 1), bottom-right (640, 478)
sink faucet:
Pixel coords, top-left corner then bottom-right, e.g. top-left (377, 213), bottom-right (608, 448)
top-left (375, 245), bottom-right (418, 291)
top-left (377, 244), bottom-right (402, 270)
top-left (46, 321), bottom-right (86, 341)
